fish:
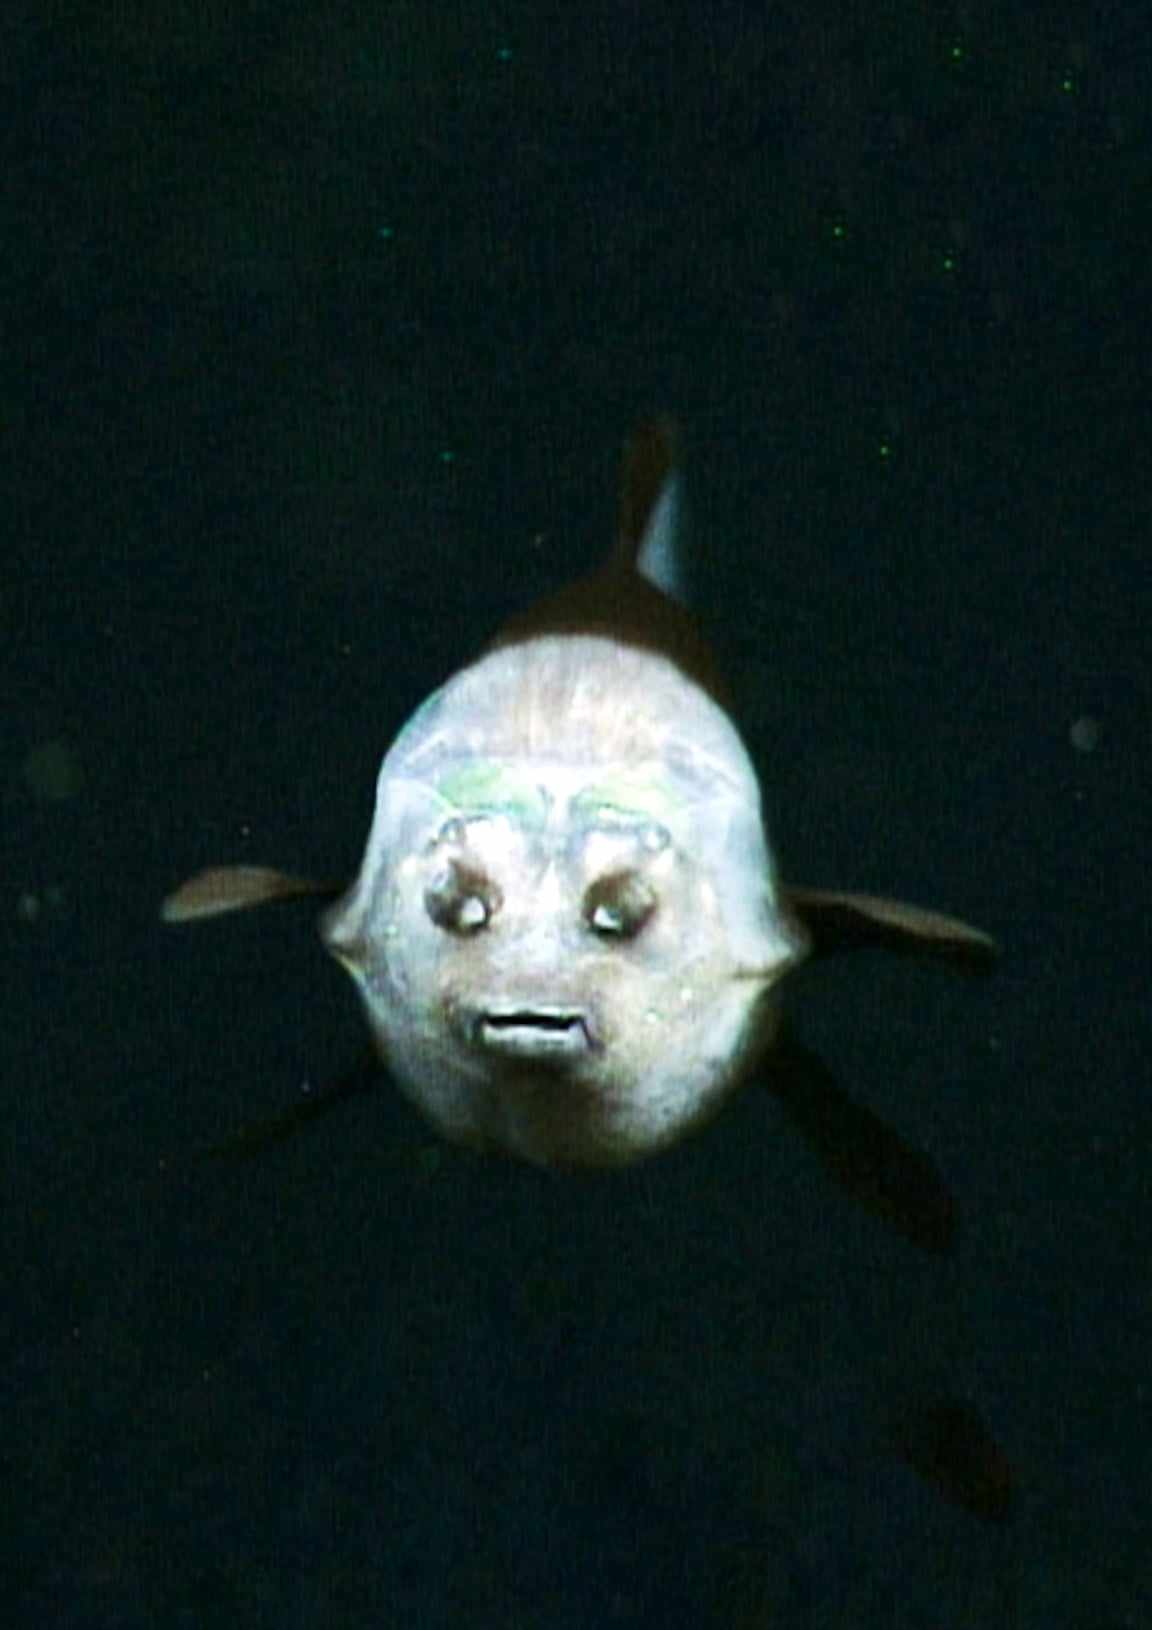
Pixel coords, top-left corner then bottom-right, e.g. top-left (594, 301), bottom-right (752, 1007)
top-left (164, 419), bottom-right (994, 1178)
top-left (163, 419), bottom-right (1012, 1515)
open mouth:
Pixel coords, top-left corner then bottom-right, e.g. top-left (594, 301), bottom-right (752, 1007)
top-left (474, 1007), bottom-right (595, 1059)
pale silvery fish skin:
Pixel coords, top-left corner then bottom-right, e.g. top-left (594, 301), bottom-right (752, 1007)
top-left (321, 631), bottom-right (801, 1166)
top-left (161, 417), bottom-right (995, 1183)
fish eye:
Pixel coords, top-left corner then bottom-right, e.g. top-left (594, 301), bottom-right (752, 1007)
top-left (424, 860), bottom-right (500, 935)
top-left (584, 869), bottom-right (657, 940)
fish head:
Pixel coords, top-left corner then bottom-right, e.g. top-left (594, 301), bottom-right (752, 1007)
top-left (322, 634), bottom-right (801, 1166)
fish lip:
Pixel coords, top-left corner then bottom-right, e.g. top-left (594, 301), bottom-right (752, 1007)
top-left (472, 1006), bottom-right (597, 1059)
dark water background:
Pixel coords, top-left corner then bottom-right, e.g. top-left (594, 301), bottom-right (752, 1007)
top-left (4, 4), bottom-right (1147, 1624)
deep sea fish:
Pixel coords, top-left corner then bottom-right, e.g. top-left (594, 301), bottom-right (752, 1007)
top-left (163, 419), bottom-right (1012, 1516)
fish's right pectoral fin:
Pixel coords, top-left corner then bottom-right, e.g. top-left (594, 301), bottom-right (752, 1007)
top-left (161, 865), bottom-right (342, 923)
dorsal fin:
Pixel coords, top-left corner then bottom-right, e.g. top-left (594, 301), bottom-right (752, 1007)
top-left (614, 416), bottom-right (685, 603)
top-left (488, 415), bottom-right (727, 704)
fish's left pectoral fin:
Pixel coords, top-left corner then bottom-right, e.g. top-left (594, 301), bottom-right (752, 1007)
top-left (769, 1026), bottom-right (955, 1253)
top-left (161, 865), bottom-right (343, 923)
top-left (782, 886), bottom-right (998, 974)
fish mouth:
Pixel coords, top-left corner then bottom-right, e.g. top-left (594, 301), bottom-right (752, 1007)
top-left (473, 1006), bottom-right (597, 1059)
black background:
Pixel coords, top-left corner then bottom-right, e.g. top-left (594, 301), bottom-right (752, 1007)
top-left (4, 2), bottom-right (1147, 1623)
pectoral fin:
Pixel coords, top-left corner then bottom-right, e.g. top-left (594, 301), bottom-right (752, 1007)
top-left (769, 1026), bottom-right (955, 1253)
top-left (190, 1052), bottom-right (379, 1162)
top-left (782, 887), bottom-right (998, 973)
top-left (161, 865), bottom-right (342, 923)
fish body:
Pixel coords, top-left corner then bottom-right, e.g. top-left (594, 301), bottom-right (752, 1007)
top-left (322, 624), bottom-right (797, 1166)
top-left (164, 419), bottom-right (994, 1176)
top-left (322, 423), bottom-right (802, 1163)
top-left (163, 419), bottom-right (1011, 1518)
